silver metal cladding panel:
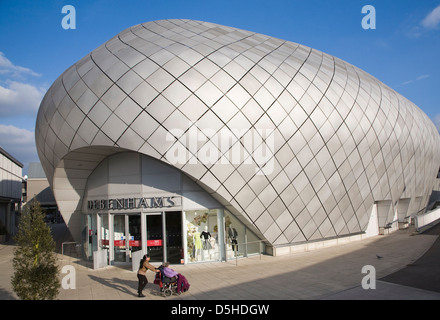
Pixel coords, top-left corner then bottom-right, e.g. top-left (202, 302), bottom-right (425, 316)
top-left (36, 19), bottom-right (440, 246)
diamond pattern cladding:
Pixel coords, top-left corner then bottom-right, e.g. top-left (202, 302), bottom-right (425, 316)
top-left (36, 19), bottom-right (440, 247)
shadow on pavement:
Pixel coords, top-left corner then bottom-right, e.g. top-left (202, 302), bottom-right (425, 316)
top-left (0, 287), bottom-right (16, 300)
top-left (88, 275), bottom-right (138, 297)
top-left (380, 223), bottom-right (440, 293)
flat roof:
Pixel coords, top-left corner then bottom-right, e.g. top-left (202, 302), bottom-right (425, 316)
top-left (27, 162), bottom-right (47, 179)
top-left (0, 146), bottom-right (23, 168)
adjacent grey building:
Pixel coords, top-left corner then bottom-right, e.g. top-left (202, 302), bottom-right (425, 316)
top-left (26, 162), bottom-right (58, 222)
top-left (35, 19), bottom-right (440, 266)
top-left (0, 147), bottom-right (23, 241)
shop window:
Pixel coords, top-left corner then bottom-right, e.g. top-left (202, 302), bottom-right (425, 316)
top-left (185, 209), bottom-right (220, 263)
top-left (225, 211), bottom-right (244, 258)
top-left (100, 214), bottom-right (109, 250)
top-left (225, 210), bottom-right (263, 258)
top-left (185, 209), bottom-right (263, 263)
top-left (87, 214), bottom-right (98, 260)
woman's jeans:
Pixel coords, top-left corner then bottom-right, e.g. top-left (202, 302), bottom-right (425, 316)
top-left (137, 274), bottom-right (148, 294)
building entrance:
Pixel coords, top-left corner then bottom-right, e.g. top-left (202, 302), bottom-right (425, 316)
top-left (83, 152), bottom-right (263, 268)
top-left (146, 214), bottom-right (162, 263)
top-left (146, 211), bottom-right (182, 264)
top-left (164, 211), bottom-right (183, 264)
top-left (100, 211), bottom-right (183, 265)
top-left (112, 214), bottom-right (142, 264)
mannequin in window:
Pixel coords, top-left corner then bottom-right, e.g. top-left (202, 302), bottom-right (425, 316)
top-left (192, 227), bottom-right (202, 261)
top-left (201, 226), bottom-right (212, 260)
top-left (201, 226), bottom-right (212, 250)
top-left (228, 224), bottom-right (238, 255)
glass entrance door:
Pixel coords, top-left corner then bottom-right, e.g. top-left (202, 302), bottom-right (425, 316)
top-left (128, 215), bottom-right (142, 263)
top-left (113, 215), bottom-right (126, 263)
top-left (146, 214), bottom-right (163, 263)
top-left (112, 214), bottom-right (142, 264)
top-left (146, 212), bottom-right (183, 264)
top-left (109, 212), bottom-right (183, 264)
top-left (165, 211), bottom-right (182, 264)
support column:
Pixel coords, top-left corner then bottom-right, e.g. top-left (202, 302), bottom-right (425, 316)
top-left (182, 211), bottom-right (188, 264)
top-left (141, 212), bottom-right (147, 256)
top-left (108, 214), bottom-right (114, 264)
top-left (162, 211), bottom-right (167, 263)
top-left (217, 208), bottom-right (225, 261)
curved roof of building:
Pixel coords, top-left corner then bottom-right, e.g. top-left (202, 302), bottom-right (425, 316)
top-left (36, 19), bottom-right (440, 245)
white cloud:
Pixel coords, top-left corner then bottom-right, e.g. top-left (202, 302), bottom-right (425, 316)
top-left (0, 52), bottom-right (46, 117)
top-left (0, 55), bottom-right (44, 174)
top-left (0, 124), bottom-right (38, 174)
top-left (416, 74), bottom-right (430, 81)
top-left (400, 74), bottom-right (430, 86)
top-left (0, 52), bottom-right (41, 78)
top-left (0, 81), bottom-right (46, 117)
top-left (0, 124), bottom-right (34, 145)
top-left (422, 5), bottom-right (440, 29)
top-left (405, 25), bottom-right (423, 39)
top-left (405, 5), bottom-right (440, 38)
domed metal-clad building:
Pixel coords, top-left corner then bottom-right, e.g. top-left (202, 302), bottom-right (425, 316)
top-left (36, 19), bottom-right (440, 266)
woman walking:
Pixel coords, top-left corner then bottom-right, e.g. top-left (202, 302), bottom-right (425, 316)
top-left (137, 254), bottom-right (159, 297)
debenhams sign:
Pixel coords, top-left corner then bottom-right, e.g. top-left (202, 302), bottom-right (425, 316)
top-left (87, 196), bottom-right (181, 211)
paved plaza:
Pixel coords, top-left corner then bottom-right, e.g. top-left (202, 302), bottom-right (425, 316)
top-left (1, 223), bottom-right (440, 300)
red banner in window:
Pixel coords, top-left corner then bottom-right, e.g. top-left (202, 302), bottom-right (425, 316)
top-left (129, 240), bottom-right (141, 247)
top-left (100, 240), bottom-right (160, 246)
top-left (114, 240), bottom-right (125, 247)
top-left (147, 239), bottom-right (162, 246)
top-left (100, 240), bottom-right (141, 247)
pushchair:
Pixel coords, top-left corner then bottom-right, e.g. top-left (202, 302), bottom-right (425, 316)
top-left (154, 265), bottom-right (190, 297)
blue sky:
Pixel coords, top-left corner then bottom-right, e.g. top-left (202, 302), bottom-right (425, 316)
top-left (1, 0), bottom-right (439, 174)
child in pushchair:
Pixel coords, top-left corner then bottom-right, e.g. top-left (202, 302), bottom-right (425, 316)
top-left (154, 262), bottom-right (190, 297)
